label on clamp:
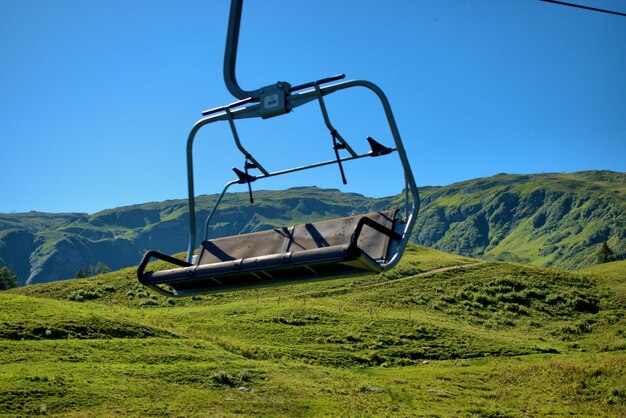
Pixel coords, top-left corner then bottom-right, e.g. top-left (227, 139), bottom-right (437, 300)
top-left (264, 94), bottom-right (279, 108)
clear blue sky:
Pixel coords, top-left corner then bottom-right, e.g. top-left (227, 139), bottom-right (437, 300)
top-left (1, 0), bottom-right (625, 214)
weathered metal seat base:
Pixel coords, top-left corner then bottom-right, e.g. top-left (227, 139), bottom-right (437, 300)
top-left (138, 210), bottom-right (399, 296)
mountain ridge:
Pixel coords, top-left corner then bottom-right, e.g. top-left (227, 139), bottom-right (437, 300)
top-left (1, 170), bottom-right (624, 285)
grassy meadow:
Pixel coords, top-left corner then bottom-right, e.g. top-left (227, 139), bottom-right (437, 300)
top-left (1, 245), bottom-right (625, 416)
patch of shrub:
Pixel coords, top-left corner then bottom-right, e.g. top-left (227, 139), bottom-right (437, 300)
top-left (68, 289), bottom-right (103, 302)
top-left (325, 335), bottom-right (345, 344)
top-left (546, 294), bottom-right (566, 306)
top-left (210, 369), bottom-right (252, 388)
top-left (474, 293), bottom-right (495, 307)
top-left (273, 316), bottom-right (306, 326)
top-left (441, 295), bottom-right (456, 304)
top-left (211, 371), bottom-right (236, 387)
top-left (139, 299), bottom-right (159, 308)
top-left (605, 387), bottom-right (626, 405)
top-left (556, 318), bottom-right (596, 340)
top-left (0, 319), bottom-right (174, 340)
top-left (573, 296), bottom-right (600, 313)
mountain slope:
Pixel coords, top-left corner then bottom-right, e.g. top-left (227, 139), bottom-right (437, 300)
top-left (414, 170), bottom-right (625, 269)
top-left (1, 170), bottom-right (624, 285)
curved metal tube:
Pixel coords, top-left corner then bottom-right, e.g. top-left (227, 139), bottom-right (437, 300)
top-left (224, 0), bottom-right (258, 100)
top-left (203, 180), bottom-right (238, 242)
top-left (185, 113), bottom-right (228, 262)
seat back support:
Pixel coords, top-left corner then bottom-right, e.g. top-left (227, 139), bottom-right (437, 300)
top-left (138, 211), bottom-right (399, 296)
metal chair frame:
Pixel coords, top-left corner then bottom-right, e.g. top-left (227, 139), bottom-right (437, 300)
top-left (137, 0), bottom-right (420, 296)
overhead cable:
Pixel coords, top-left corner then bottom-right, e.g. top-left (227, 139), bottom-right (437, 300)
top-left (539, 0), bottom-right (626, 17)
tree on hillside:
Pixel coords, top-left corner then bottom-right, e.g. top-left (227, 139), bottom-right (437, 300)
top-left (597, 241), bottom-right (616, 264)
top-left (90, 262), bottom-right (110, 276)
top-left (75, 262), bottom-right (110, 279)
top-left (0, 267), bottom-right (19, 290)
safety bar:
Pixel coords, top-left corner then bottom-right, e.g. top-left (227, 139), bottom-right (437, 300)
top-left (201, 97), bottom-right (256, 117)
top-left (201, 148), bottom-right (399, 243)
top-left (290, 74), bottom-right (346, 93)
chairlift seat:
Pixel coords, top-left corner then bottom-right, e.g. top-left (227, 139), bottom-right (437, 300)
top-left (138, 210), bottom-right (399, 296)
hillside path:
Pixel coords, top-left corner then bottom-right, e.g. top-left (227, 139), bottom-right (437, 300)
top-left (365, 262), bottom-right (485, 289)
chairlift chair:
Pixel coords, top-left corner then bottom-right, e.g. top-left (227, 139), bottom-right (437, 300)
top-left (137, 0), bottom-right (420, 297)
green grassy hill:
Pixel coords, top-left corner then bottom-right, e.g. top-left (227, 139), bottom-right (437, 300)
top-left (584, 259), bottom-right (626, 281)
top-left (2, 245), bottom-right (625, 416)
top-left (584, 260), bottom-right (626, 305)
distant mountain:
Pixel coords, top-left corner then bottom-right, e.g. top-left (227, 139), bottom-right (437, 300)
top-left (0, 171), bottom-right (624, 285)
top-left (0, 188), bottom-right (393, 285)
top-left (415, 170), bottom-right (625, 269)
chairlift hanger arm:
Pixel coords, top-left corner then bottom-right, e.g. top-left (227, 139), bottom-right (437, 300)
top-left (223, 0), bottom-right (257, 100)
top-left (223, 1), bottom-right (347, 101)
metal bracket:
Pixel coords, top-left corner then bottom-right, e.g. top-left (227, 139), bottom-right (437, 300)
top-left (259, 81), bottom-right (292, 119)
top-left (331, 130), bottom-right (348, 184)
top-left (223, 0), bottom-right (293, 116)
